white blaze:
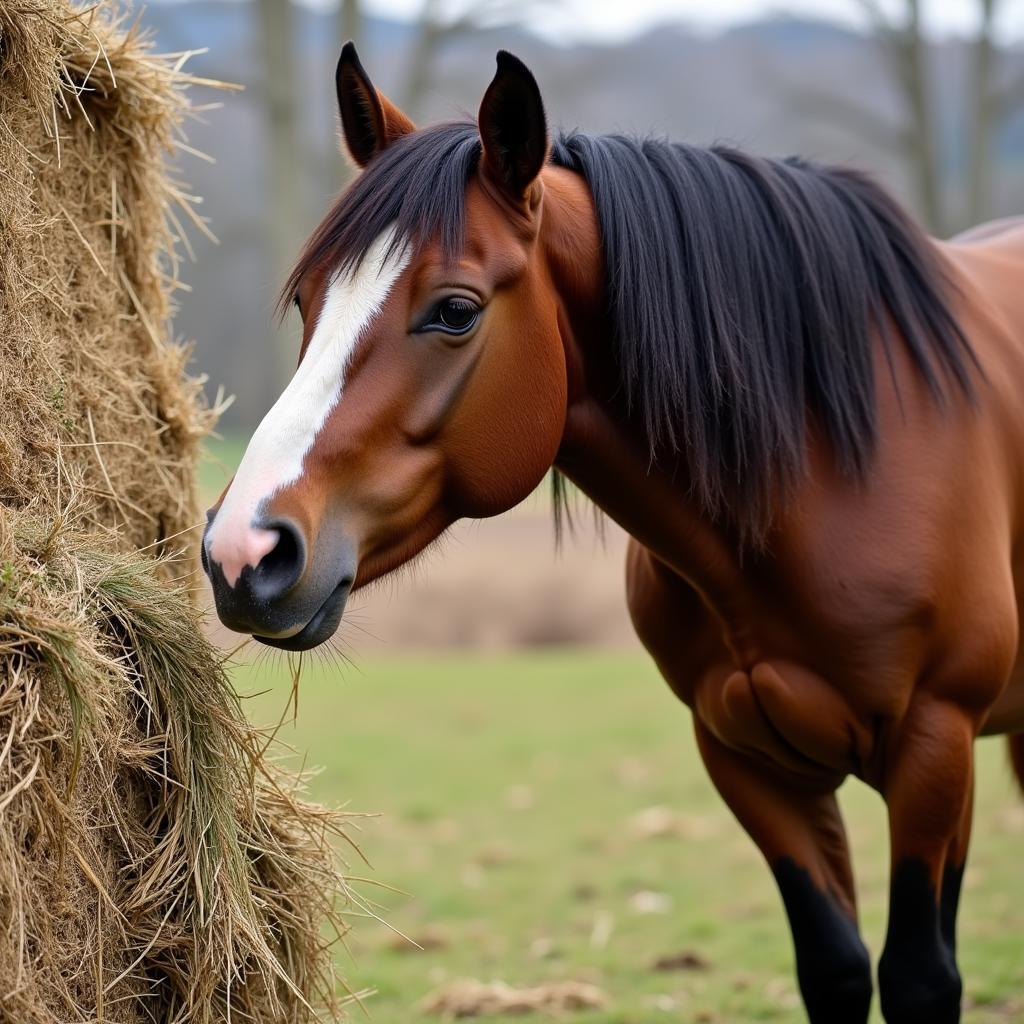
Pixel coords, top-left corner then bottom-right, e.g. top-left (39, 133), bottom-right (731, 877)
top-left (207, 229), bottom-right (409, 586)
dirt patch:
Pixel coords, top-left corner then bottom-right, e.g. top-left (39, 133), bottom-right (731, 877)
top-left (652, 951), bottom-right (712, 972)
top-left (420, 978), bottom-right (608, 1017)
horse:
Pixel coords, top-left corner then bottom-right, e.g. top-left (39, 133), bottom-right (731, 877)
top-left (202, 44), bottom-right (1024, 1024)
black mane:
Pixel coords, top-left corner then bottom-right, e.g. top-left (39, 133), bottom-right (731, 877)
top-left (286, 121), bottom-right (974, 538)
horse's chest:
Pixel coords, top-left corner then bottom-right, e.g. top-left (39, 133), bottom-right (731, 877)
top-left (628, 545), bottom-right (887, 783)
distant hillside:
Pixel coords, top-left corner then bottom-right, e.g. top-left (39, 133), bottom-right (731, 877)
top-left (141, 3), bottom-right (1024, 429)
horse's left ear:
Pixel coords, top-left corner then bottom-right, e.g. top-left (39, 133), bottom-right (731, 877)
top-left (336, 42), bottom-right (416, 167)
top-left (478, 51), bottom-right (548, 206)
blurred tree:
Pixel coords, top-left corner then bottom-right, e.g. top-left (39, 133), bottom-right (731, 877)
top-left (855, 0), bottom-right (942, 230)
top-left (968, 0), bottom-right (999, 224)
top-left (964, 0), bottom-right (1024, 223)
top-left (339, 0), bottom-right (361, 45)
top-left (787, 0), bottom-right (1020, 233)
top-left (401, 0), bottom-right (551, 119)
top-left (331, 0), bottom-right (362, 188)
top-left (257, 0), bottom-right (303, 386)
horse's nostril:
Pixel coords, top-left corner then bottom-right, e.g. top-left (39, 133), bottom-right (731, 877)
top-left (252, 518), bottom-right (306, 599)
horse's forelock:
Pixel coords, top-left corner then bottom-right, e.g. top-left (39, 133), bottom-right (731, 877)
top-left (280, 121), bottom-right (482, 319)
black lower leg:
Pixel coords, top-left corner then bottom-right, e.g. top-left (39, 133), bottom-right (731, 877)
top-left (878, 859), bottom-right (962, 1024)
top-left (940, 859), bottom-right (965, 957)
top-left (774, 857), bottom-right (873, 1024)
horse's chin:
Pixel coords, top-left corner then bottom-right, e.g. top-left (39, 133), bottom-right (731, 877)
top-left (252, 578), bottom-right (350, 652)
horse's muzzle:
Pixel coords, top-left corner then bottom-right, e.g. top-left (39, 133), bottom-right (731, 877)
top-left (201, 512), bottom-right (356, 650)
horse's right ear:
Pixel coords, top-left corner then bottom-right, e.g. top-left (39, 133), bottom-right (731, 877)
top-left (478, 51), bottom-right (548, 206)
top-left (335, 42), bottom-right (415, 167)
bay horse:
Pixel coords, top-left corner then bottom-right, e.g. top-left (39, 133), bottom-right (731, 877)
top-left (203, 45), bottom-right (1024, 1023)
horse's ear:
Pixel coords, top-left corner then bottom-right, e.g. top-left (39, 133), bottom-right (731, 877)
top-left (478, 51), bottom-right (548, 205)
top-left (336, 42), bottom-right (415, 168)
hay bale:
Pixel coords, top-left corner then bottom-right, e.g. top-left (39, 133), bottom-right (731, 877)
top-left (0, 4), bottom-right (357, 1022)
top-left (0, 0), bottom-right (215, 570)
top-left (0, 512), bottom-right (352, 1022)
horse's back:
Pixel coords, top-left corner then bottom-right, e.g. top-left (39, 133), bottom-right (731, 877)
top-left (936, 218), bottom-right (1024, 732)
top-left (940, 217), bottom-right (1024, 484)
top-left (950, 214), bottom-right (1024, 247)
top-left (944, 217), bottom-right (1024, 349)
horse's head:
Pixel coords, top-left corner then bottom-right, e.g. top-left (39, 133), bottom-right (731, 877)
top-left (203, 46), bottom-right (578, 650)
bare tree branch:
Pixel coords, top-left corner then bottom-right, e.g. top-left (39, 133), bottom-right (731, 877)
top-left (830, 0), bottom-right (944, 230)
top-left (401, 0), bottom-right (558, 119)
top-left (992, 68), bottom-right (1024, 117)
top-left (779, 79), bottom-right (908, 153)
top-left (331, 0), bottom-right (363, 188)
top-left (848, 0), bottom-right (892, 30)
top-left (339, 0), bottom-right (361, 44)
top-left (257, 0), bottom-right (304, 386)
top-left (967, 0), bottom-right (1000, 223)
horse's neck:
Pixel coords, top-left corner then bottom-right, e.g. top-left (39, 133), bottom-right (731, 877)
top-left (540, 166), bottom-right (749, 607)
top-left (557, 392), bottom-right (750, 607)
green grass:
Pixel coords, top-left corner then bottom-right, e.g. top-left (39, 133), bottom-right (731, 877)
top-left (237, 651), bottom-right (1024, 1023)
top-left (198, 434), bottom-right (248, 506)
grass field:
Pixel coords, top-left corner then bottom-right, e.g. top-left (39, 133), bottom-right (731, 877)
top-left (237, 652), bottom-right (1024, 1023)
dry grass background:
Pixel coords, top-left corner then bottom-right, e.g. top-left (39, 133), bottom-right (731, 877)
top-left (335, 496), bottom-right (636, 654)
top-left (0, 5), bottom-right (357, 1021)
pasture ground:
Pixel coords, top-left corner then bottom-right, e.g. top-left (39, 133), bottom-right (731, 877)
top-left (240, 653), bottom-right (1024, 1023)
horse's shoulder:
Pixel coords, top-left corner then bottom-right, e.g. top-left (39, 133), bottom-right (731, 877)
top-left (624, 540), bottom-right (732, 698)
top-left (624, 539), bottom-right (703, 635)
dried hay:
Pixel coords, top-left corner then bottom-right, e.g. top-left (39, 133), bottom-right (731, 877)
top-left (0, 3), bottom-right (358, 1022)
top-left (0, 509), bottom-right (356, 1022)
top-left (0, 0), bottom-right (219, 574)
top-left (419, 979), bottom-right (609, 1018)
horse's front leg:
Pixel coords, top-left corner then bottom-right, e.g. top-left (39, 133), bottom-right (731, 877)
top-left (878, 697), bottom-right (976, 1024)
top-left (695, 723), bottom-right (873, 1024)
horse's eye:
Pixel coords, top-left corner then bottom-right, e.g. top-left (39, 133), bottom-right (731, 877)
top-left (429, 297), bottom-right (480, 335)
